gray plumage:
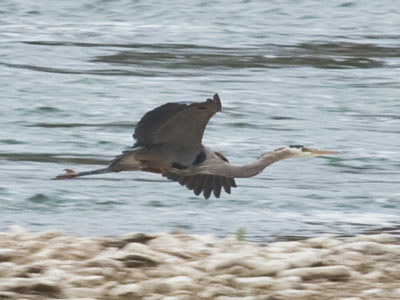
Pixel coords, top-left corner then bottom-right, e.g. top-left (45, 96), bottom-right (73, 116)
top-left (55, 93), bottom-right (339, 199)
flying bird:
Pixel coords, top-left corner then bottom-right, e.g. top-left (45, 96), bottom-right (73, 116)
top-left (55, 94), bottom-right (338, 199)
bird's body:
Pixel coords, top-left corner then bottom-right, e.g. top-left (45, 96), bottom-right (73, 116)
top-left (56, 94), bottom-right (338, 198)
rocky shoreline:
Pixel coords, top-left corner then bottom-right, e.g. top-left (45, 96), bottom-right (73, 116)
top-left (1, 226), bottom-right (400, 300)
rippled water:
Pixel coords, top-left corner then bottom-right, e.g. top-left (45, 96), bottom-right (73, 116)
top-left (1, 0), bottom-right (399, 241)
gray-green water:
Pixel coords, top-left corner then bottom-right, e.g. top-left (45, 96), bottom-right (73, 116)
top-left (1, 0), bottom-right (399, 241)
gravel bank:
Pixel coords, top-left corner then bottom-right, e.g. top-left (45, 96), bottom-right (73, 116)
top-left (1, 226), bottom-right (400, 300)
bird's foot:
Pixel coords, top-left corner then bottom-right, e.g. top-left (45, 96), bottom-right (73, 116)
top-left (54, 169), bottom-right (79, 180)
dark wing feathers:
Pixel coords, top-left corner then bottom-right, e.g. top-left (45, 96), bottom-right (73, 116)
top-left (193, 175), bottom-right (205, 196)
top-left (134, 94), bottom-right (221, 149)
top-left (134, 94), bottom-right (235, 199)
top-left (134, 102), bottom-right (191, 146)
top-left (163, 172), bottom-right (237, 199)
top-left (202, 175), bottom-right (213, 199)
top-left (212, 176), bottom-right (223, 198)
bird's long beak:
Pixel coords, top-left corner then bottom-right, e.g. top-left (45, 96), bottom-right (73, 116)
top-left (309, 149), bottom-right (341, 155)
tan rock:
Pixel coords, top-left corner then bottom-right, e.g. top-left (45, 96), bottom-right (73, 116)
top-left (68, 275), bottom-right (105, 287)
top-left (385, 244), bottom-right (400, 255)
top-left (206, 253), bottom-right (252, 271)
top-left (338, 241), bottom-right (389, 255)
top-left (141, 279), bottom-right (171, 294)
top-left (233, 276), bottom-right (275, 288)
top-left (43, 267), bottom-right (69, 281)
top-left (306, 235), bottom-right (343, 248)
top-left (394, 288), bottom-right (400, 295)
top-left (148, 235), bottom-right (194, 259)
top-left (34, 229), bottom-right (65, 241)
top-left (123, 241), bottom-right (151, 253)
top-left (144, 294), bottom-right (164, 300)
top-left (196, 284), bottom-right (240, 298)
top-left (0, 262), bottom-right (16, 277)
top-left (363, 270), bottom-right (384, 280)
top-left (160, 296), bottom-right (181, 300)
top-left (119, 232), bottom-right (156, 244)
top-left (19, 240), bottom-right (48, 254)
top-left (163, 276), bottom-right (197, 291)
top-left (146, 264), bottom-right (206, 279)
top-left (109, 283), bottom-right (144, 297)
top-left (0, 229), bottom-right (399, 300)
top-left (0, 249), bottom-right (15, 262)
top-left (84, 257), bottom-right (124, 269)
top-left (0, 291), bottom-right (18, 299)
top-left (248, 260), bottom-right (289, 276)
top-left (363, 288), bottom-right (384, 295)
top-left (148, 235), bottom-right (184, 251)
top-left (268, 249), bottom-right (329, 269)
top-left (0, 278), bottom-right (62, 298)
top-left (216, 296), bottom-right (256, 300)
top-left (272, 289), bottom-right (319, 299)
top-left (64, 287), bottom-right (103, 298)
top-left (266, 241), bottom-right (305, 253)
top-left (278, 265), bottom-right (351, 281)
top-left (7, 225), bottom-right (28, 237)
top-left (67, 298), bottom-right (98, 300)
top-left (123, 242), bottom-right (183, 264)
top-left (353, 233), bottom-right (396, 243)
top-left (161, 295), bottom-right (193, 300)
top-left (31, 247), bottom-right (56, 260)
top-left (75, 266), bottom-right (114, 278)
top-left (272, 276), bottom-right (302, 290)
top-left (114, 252), bottom-right (160, 268)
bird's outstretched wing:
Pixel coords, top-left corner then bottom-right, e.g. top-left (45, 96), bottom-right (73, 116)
top-left (162, 172), bottom-right (237, 199)
top-left (133, 94), bottom-right (221, 150)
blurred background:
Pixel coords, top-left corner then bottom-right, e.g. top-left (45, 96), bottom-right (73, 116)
top-left (1, 0), bottom-right (399, 242)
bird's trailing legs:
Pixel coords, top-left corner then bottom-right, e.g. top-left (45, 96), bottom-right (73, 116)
top-left (54, 167), bottom-right (112, 179)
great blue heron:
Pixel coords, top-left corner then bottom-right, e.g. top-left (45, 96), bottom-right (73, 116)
top-left (55, 94), bottom-right (338, 199)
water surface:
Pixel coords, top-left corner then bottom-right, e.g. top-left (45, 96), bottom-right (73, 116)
top-left (1, 0), bottom-right (399, 242)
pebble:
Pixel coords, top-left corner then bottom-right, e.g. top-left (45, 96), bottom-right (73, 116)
top-left (109, 283), bottom-right (144, 297)
top-left (273, 289), bottom-right (319, 299)
top-left (272, 276), bottom-right (302, 290)
top-left (164, 276), bottom-right (196, 291)
top-left (248, 259), bottom-right (289, 276)
top-left (216, 297), bottom-right (256, 300)
top-left (0, 248), bottom-right (15, 262)
top-left (278, 265), bottom-right (351, 280)
top-left (210, 253), bottom-right (252, 271)
top-left (268, 248), bottom-right (329, 268)
top-left (141, 278), bottom-right (171, 294)
top-left (362, 288), bottom-right (383, 295)
top-left (233, 276), bottom-right (275, 288)
top-left (338, 241), bottom-right (389, 255)
top-left (0, 227), bottom-right (399, 300)
top-left (306, 234), bottom-right (343, 248)
top-left (68, 275), bottom-right (105, 287)
top-left (113, 251), bottom-right (159, 267)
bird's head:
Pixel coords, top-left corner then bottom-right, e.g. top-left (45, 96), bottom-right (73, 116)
top-left (278, 145), bottom-right (340, 158)
top-left (273, 145), bottom-right (340, 158)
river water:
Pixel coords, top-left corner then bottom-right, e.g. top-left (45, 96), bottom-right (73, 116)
top-left (1, 0), bottom-right (399, 242)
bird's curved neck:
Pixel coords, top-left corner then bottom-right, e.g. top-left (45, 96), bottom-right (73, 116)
top-left (208, 148), bottom-right (293, 178)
